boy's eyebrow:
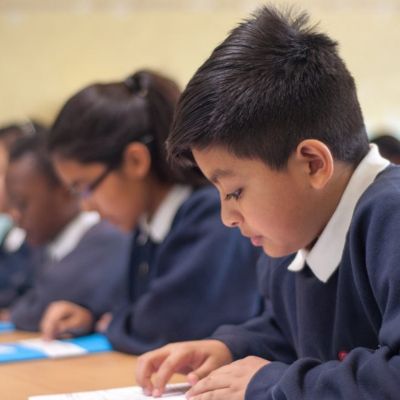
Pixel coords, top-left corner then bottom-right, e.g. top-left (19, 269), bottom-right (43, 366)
top-left (210, 168), bottom-right (234, 184)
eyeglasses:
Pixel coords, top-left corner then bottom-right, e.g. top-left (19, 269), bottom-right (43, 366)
top-left (69, 134), bottom-right (154, 198)
top-left (70, 164), bottom-right (115, 198)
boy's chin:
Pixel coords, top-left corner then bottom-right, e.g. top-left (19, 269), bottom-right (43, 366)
top-left (262, 244), bottom-right (298, 259)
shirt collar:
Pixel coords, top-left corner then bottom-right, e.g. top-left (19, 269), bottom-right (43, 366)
top-left (288, 144), bottom-right (390, 283)
top-left (138, 185), bottom-right (192, 243)
top-left (3, 226), bottom-right (26, 252)
top-left (47, 211), bottom-right (100, 262)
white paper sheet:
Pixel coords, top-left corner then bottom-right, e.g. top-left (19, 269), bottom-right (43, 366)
top-left (28, 383), bottom-right (190, 400)
top-left (21, 338), bottom-right (88, 358)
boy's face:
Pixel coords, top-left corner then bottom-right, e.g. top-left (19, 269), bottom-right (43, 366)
top-left (5, 155), bottom-right (74, 246)
top-left (192, 145), bottom-right (328, 257)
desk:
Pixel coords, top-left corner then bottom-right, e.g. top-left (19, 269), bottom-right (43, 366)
top-left (0, 332), bottom-right (182, 400)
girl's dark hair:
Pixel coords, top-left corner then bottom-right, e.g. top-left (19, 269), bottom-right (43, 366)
top-left (167, 6), bottom-right (369, 170)
top-left (48, 70), bottom-right (204, 185)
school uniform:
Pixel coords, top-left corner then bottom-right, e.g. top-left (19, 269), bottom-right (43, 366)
top-left (10, 212), bottom-right (130, 331)
top-left (211, 145), bottom-right (400, 399)
top-left (106, 185), bottom-right (262, 354)
top-left (0, 226), bottom-right (34, 308)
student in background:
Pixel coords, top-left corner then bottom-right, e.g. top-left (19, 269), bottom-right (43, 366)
top-left (370, 132), bottom-right (400, 164)
top-left (6, 132), bottom-right (130, 331)
top-left (0, 121), bottom-right (44, 312)
top-left (136, 7), bottom-right (400, 399)
top-left (43, 69), bottom-right (262, 354)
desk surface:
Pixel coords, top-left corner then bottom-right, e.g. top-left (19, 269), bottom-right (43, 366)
top-left (0, 331), bottom-right (182, 400)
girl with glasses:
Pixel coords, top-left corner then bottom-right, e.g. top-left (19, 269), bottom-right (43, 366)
top-left (43, 70), bottom-right (262, 354)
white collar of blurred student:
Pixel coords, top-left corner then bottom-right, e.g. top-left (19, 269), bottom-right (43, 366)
top-left (47, 211), bottom-right (100, 262)
top-left (138, 185), bottom-right (192, 244)
top-left (3, 226), bottom-right (26, 252)
top-left (288, 144), bottom-right (390, 283)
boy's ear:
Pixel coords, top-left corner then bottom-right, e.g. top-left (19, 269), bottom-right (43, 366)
top-left (121, 142), bottom-right (151, 180)
top-left (295, 139), bottom-right (334, 189)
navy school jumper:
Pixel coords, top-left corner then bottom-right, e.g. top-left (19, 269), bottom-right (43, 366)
top-left (0, 240), bottom-right (34, 308)
top-left (212, 165), bottom-right (400, 399)
top-left (10, 220), bottom-right (130, 331)
top-left (106, 186), bottom-right (263, 354)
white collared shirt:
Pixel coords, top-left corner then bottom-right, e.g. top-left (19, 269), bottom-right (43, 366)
top-left (288, 145), bottom-right (390, 283)
top-left (47, 211), bottom-right (100, 262)
top-left (138, 185), bottom-right (192, 244)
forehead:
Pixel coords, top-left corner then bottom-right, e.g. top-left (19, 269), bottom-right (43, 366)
top-left (52, 156), bottom-right (105, 182)
top-left (192, 146), bottom-right (255, 182)
top-left (6, 155), bottom-right (51, 198)
top-left (7, 154), bottom-right (42, 183)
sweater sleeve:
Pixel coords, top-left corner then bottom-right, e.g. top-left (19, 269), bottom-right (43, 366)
top-left (244, 189), bottom-right (400, 400)
top-left (211, 256), bottom-right (296, 364)
top-left (211, 302), bottom-right (297, 365)
top-left (11, 221), bottom-right (130, 331)
top-left (106, 188), bottom-right (262, 354)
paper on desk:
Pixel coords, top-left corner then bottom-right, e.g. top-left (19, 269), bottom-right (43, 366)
top-left (28, 383), bottom-right (190, 400)
top-left (21, 338), bottom-right (88, 358)
top-left (0, 333), bottom-right (111, 363)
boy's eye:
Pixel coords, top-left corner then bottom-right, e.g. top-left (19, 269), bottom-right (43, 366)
top-left (225, 189), bottom-right (242, 201)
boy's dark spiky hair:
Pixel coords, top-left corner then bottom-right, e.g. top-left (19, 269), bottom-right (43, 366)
top-left (167, 5), bottom-right (369, 170)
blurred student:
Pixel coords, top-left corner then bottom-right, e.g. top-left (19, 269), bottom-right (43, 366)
top-left (0, 121), bottom-right (44, 311)
top-left (6, 132), bottom-right (130, 331)
top-left (370, 132), bottom-right (400, 164)
top-left (43, 69), bottom-right (262, 354)
top-left (135, 7), bottom-right (400, 400)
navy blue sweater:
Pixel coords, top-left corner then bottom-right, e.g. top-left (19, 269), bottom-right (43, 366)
top-left (213, 165), bottom-right (400, 399)
top-left (11, 220), bottom-right (130, 331)
top-left (106, 186), bottom-right (262, 354)
top-left (0, 240), bottom-right (34, 308)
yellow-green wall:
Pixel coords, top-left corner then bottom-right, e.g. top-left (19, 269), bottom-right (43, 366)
top-left (1, 1), bottom-right (399, 134)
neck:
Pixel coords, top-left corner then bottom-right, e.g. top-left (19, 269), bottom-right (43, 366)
top-left (50, 205), bottom-right (81, 241)
top-left (320, 162), bottom-right (355, 233)
top-left (306, 162), bottom-right (355, 251)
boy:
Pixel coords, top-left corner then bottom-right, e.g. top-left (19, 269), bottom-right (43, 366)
top-left (6, 132), bottom-right (130, 331)
top-left (136, 6), bottom-right (400, 400)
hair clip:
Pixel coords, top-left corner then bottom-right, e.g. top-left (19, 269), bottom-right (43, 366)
top-left (124, 76), bottom-right (148, 98)
top-left (19, 119), bottom-right (36, 137)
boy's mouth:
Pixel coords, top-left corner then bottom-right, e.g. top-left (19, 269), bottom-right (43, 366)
top-left (250, 236), bottom-right (264, 246)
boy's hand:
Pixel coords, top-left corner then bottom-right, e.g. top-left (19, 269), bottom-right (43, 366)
top-left (40, 301), bottom-right (94, 340)
top-left (136, 340), bottom-right (233, 397)
top-left (186, 356), bottom-right (269, 400)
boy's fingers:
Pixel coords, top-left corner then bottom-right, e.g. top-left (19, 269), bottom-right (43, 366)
top-left (187, 358), bottom-right (219, 384)
top-left (136, 350), bottom-right (168, 393)
top-left (152, 352), bottom-right (194, 395)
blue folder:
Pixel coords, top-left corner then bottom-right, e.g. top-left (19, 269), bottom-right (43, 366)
top-left (0, 321), bottom-right (15, 333)
top-left (0, 333), bottom-right (112, 363)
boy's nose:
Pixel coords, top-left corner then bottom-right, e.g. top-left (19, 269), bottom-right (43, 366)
top-left (220, 202), bottom-right (242, 228)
